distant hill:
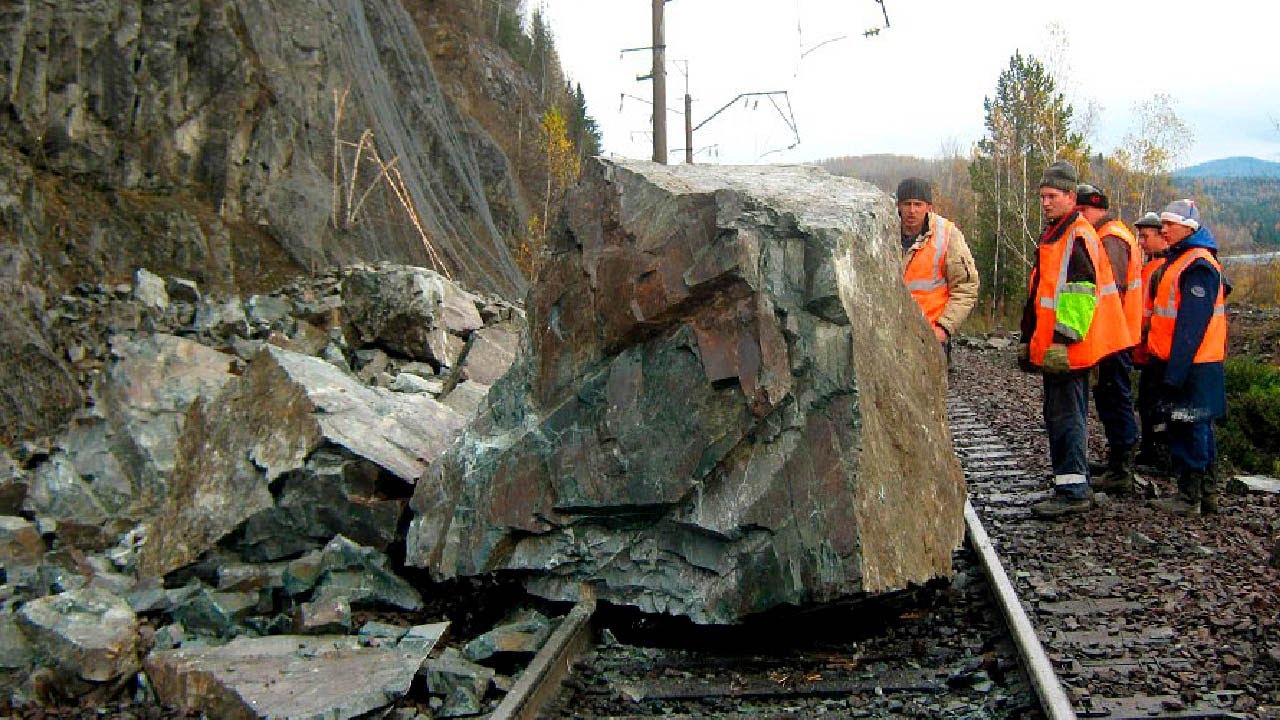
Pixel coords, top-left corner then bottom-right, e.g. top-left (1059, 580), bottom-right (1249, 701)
top-left (1175, 156), bottom-right (1280, 179)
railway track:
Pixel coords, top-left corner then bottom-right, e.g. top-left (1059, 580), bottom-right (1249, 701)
top-left (489, 346), bottom-right (1277, 719)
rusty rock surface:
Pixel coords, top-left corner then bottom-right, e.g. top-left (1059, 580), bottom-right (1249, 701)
top-left (407, 159), bottom-right (965, 624)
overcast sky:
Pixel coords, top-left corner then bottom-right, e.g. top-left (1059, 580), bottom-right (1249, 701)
top-left (538, 0), bottom-right (1280, 168)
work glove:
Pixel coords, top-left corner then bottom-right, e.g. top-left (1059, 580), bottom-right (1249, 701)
top-left (933, 325), bottom-right (949, 343)
top-left (1016, 343), bottom-right (1037, 373)
top-left (1042, 343), bottom-right (1071, 374)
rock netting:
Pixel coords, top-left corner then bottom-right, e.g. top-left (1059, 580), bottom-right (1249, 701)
top-left (407, 159), bottom-right (967, 624)
top-left (0, 263), bottom-right (532, 714)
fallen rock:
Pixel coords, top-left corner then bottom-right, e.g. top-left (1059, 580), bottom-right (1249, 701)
top-left (408, 159), bottom-right (965, 623)
top-left (146, 635), bottom-right (431, 719)
top-left (132, 268), bottom-right (169, 309)
top-left (17, 588), bottom-right (140, 683)
top-left (421, 647), bottom-right (496, 718)
top-left (138, 346), bottom-right (467, 578)
top-left (0, 515), bottom-right (44, 568)
top-left (342, 264), bottom-right (483, 364)
top-left (1227, 475), bottom-right (1280, 495)
top-left (462, 609), bottom-right (552, 662)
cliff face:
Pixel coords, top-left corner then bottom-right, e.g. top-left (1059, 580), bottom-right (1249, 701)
top-left (0, 0), bottom-right (535, 438)
top-left (0, 0), bottom-right (528, 295)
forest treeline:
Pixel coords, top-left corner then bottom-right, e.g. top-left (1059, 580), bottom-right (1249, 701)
top-left (819, 50), bottom-right (1279, 326)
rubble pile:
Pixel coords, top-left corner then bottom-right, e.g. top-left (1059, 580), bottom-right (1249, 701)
top-left (0, 264), bottom-right (540, 716)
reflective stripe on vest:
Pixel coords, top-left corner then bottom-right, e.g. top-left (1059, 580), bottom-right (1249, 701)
top-left (1146, 248), bottom-right (1227, 364)
top-left (1027, 214), bottom-right (1133, 369)
top-left (903, 214), bottom-right (952, 325)
top-left (1098, 219), bottom-right (1144, 341)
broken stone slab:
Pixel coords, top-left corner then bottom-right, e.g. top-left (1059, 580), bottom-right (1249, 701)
top-left (245, 293), bottom-right (293, 328)
top-left (192, 297), bottom-right (248, 336)
top-left (1227, 475), bottom-right (1280, 494)
top-left (407, 159), bottom-right (965, 624)
top-left (138, 346), bottom-right (468, 578)
top-left (146, 635), bottom-right (432, 720)
top-left (295, 598), bottom-right (352, 634)
top-left (306, 535), bottom-right (423, 611)
top-left (439, 379), bottom-right (489, 419)
top-left (0, 450), bottom-right (26, 515)
top-left (399, 621), bottom-right (450, 653)
top-left (99, 333), bottom-right (236, 505)
top-left (171, 587), bottom-right (262, 638)
top-left (390, 371), bottom-right (440, 394)
top-left (342, 264), bottom-right (483, 364)
top-left (17, 587), bottom-right (140, 682)
top-left (462, 609), bottom-right (552, 662)
top-left (421, 647), bottom-right (496, 718)
top-left (132, 268), bottom-right (169, 309)
top-left (460, 324), bottom-right (520, 386)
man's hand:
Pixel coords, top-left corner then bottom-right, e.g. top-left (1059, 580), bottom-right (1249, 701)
top-left (1016, 343), bottom-right (1037, 373)
top-left (1042, 343), bottom-right (1071, 374)
top-left (933, 325), bottom-right (949, 343)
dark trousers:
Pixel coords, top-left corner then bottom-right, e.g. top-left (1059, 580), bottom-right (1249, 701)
top-left (1043, 370), bottom-right (1090, 498)
top-left (1169, 419), bottom-right (1215, 476)
top-left (1135, 364), bottom-right (1167, 461)
top-left (1093, 350), bottom-right (1138, 452)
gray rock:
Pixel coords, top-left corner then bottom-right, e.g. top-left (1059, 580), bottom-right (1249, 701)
top-left (138, 346), bottom-right (467, 578)
top-left (407, 160), bottom-right (966, 624)
top-left (236, 449), bottom-right (406, 561)
top-left (171, 588), bottom-right (260, 638)
top-left (246, 294), bottom-right (293, 328)
top-left (462, 610), bottom-right (552, 662)
top-left (1227, 475), bottom-right (1280, 494)
top-left (132, 268), bottom-right (169, 309)
top-left (390, 372), bottom-right (440, 394)
top-left (295, 598), bottom-right (352, 634)
top-left (461, 325), bottom-right (520, 385)
top-left (343, 265), bottom-right (482, 363)
top-left (17, 587), bottom-right (140, 682)
top-left (192, 297), bottom-right (248, 336)
top-left (439, 379), bottom-right (489, 419)
top-left (308, 536), bottom-right (423, 611)
top-left (421, 648), bottom-right (496, 718)
top-left (165, 277), bottom-right (201, 304)
top-left (399, 621), bottom-right (450, 653)
top-left (146, 634), bottom-right (432, 720)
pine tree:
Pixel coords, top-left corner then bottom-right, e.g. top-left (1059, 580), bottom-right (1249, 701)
top-left (969, 51), bottom-right (1089, 325)
top-left (567, 83), bottom-right (602, 160)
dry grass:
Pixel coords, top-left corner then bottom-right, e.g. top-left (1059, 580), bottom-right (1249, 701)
top-left (1225, 259), bottom-right (1280, 308)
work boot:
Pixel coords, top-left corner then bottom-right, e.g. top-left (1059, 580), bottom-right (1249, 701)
top-left (1031, 493), bottom-right (1094, 519)
top-left (1200, 468), bottom-right (1221, 515)
top-left (1149, 475), bottom-right (1201, 516)
top-left (1092, 446), bottom-right (1136, 495)
top-left (1134, 443), bottom-right (1171, 477)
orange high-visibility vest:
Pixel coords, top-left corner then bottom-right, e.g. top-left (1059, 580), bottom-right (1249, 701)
top-left (1132, 256), bottom-right (1167, 365)
top-left (1097, 219), bottom-right (1143, 342)
top-left (1146, 248), bottom-right (1227, 364)
top-left (902, 213), bottom-right (955, 328)
top-left (1027, 214), bottom-right (1133, 369)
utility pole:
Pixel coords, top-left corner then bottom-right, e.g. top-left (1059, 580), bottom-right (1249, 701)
top-left (651, 0), bottom-right (667, 164)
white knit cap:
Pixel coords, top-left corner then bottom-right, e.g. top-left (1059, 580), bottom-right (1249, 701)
top-left (1160, 199), bottom-right (1201, 230)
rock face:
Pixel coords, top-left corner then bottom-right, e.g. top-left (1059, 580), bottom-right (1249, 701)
top-left (0, 0), bottom-right (525, 331)
top-left (407, 159), bottom-right (966, 624)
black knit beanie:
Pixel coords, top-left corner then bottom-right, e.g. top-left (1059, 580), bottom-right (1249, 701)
top-left (1038, 161), bottom-right (1078, 193)
top-left (1076, 183), bottom-right (1109, 210)
top-left (895, 177), bottom-right (932, 204)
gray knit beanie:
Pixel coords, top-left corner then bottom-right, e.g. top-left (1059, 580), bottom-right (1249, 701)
top-left (1038, 161), bottom-right (1079, 193)
top-left (1134, 211), bottom-right (1162, 229)
top-left (895, 177), bottom-right (932, 204)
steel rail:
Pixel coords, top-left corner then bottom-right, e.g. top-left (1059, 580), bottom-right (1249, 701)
top-left (490, 595), bottom-right (597, 720)
top-left (964, 498), bottom-right (1077, 720)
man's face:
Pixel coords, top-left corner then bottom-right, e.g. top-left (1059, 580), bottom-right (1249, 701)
top-left (1039, 187), bottom-right (1076, 222)
top-left (1080, 206), bottom-right (1107, 225)
top-left (898, 199), bottom-right (931, 234)
top-left (1138, 227), bottom-right (1168, 255)
top-left (1161, 221), bottom-right (1194, 245)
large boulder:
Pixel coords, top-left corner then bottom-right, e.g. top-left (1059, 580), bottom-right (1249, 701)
top-left (406, 159), bottom-right (966, 624)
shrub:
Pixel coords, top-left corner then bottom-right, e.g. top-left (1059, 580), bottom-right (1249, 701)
top-left (1218, 357), bottom-right (1280, 475)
